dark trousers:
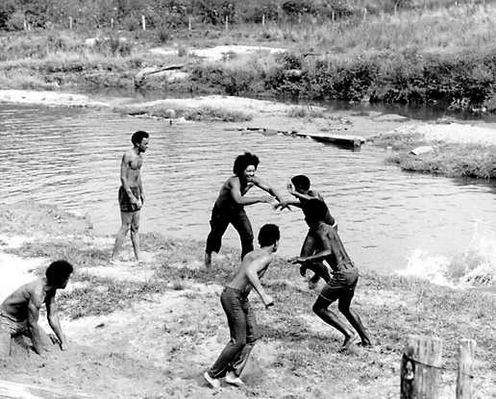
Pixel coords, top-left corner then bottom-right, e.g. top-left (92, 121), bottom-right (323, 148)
top-left (205, 205), bottom-right (254, 259)
top-left (208, 287), bottom-right (258, 378)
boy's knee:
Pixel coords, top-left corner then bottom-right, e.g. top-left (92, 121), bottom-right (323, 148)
top-left (312, 302), bottom-right (325, 316)
top-left (130, 223), bottom-right (140, 233)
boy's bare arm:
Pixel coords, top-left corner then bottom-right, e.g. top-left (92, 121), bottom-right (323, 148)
top-left (27, 295), bottom-right (45, 355)
top-left (291, 229), bottom-right (332, 264)
top-left (230, 178), bottom-right (272, 205)
top-left (46, 293), bottom-right (67, 350)
top-left (245, 256), bottom-right (274, 307)
top-left (120, 152), bottom-right (139, 204)
top-left (253, 177), bottom-right (285, 204)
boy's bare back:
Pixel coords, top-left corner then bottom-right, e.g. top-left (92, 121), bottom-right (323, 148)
top-left (1, 278), bottom-right (46, 321)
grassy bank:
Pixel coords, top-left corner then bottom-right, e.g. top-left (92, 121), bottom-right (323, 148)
top-left (368, 131), bottom-right (496, 179)
top-left (1, 202), bottom-right (495, 398)
top-left (2, 3), bottom-right (496, 111)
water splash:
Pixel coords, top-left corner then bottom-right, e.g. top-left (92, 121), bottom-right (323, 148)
top-left (398, 222), bottom-right (496, 288)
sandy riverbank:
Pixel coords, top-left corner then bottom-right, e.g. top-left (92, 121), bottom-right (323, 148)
top-left (0, 202), bottom-right (495, 398)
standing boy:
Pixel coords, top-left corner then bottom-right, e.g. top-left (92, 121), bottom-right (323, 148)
top-left (0, 260), bottom-right (74, 356)
top-left (280, 175), bottom-right (336, 287)
top-left (291, 199), bottom-right (371, 351)
top-left (111, 130), bottom-right (149, 263)
top-left (205, 152), bottom-right (286, 267)
top-left (204, 224), bottom-right (280, 389)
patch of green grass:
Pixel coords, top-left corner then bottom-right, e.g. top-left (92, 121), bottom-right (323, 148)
top-left (287, 105), bottom-right (326, 119)
top-left (367, 132), bottom-right (428, 150)
top-left (58, 274), bottom-right (166, 319)
top-left (387, 143), bottom-right (496, 179)
top-left (118, 104), bottom-right (252, 122)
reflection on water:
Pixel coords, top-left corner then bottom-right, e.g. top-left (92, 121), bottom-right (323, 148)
top-left (1, 103), bottom-right (496, 274)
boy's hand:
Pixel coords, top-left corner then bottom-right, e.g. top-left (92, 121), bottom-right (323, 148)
top-left (287, 182), bottom-right (296, 196)
top-left (259, 195), bottom-right (274, 204)
top-left (263, 295), bottom-right (274, 308)
top-left (289, 256), bottom-right (305, 264)
top-left (274, 200), bottom-right (291, 211)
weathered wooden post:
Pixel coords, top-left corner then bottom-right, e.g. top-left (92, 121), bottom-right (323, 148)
top-left (142, 15), bottom-right (146, 31)
top-left (456, 339), bottom-right (476, 399)
top-left (363, 8), bottom-right (367, 21)
top-left (262, 13), bottom-right (265, 26)
top-left (69, 16), bottom-right (73, 29)
top-left (401, 335), bottom-right (443, 399)
top-left (188, 16), bottom-right (192, 31)
top-left (225, 16), bottom-right (229, 32)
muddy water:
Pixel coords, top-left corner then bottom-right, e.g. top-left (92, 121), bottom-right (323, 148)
top-left (1, 103), bottom-right (495, 274)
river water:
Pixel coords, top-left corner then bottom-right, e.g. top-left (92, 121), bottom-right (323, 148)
top-left (1, 102), bottom-right (496, 278)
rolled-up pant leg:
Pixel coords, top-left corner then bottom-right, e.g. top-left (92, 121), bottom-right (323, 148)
top-left (205, 207), bottom-right (230, 255)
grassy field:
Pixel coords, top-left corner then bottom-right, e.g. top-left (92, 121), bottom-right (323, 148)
top-left (0, 202), bottom-right (495, 398)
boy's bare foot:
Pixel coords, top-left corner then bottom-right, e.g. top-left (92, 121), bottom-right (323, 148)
top-left (204, 252), bottom-right (212, 268)
top-left (225, 371), bottom-right (245, 387)
top-left (203, 371), bottom-right (220, 389)
top-left (339, 333), bottom-right (357, 352)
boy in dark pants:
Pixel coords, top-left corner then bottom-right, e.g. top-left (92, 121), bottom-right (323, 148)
top-left (204, 224), bottom-right (280, 389)
top-left (204, 152), bottom-right (285, 267)
top-left (291, 199), bottom-right (371, 351)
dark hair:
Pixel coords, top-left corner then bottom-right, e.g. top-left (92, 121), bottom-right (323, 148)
top-left (46, 260), bottom-right (73, 286)
top-left (291, 175), bottom-right (311, 191)
top-left (303, 199), bottom-right (328, 223)
top-left (131, 130), bottom-right (149, 145)
top-left (258, 224), bottom-right (280, 247)
top-left (233, 152), bottom-right (260, 177)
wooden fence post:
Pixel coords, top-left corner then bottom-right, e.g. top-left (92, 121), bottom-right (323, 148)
top-left (69, 16), bottom-right (73, 29)
top-left (225, 16), bottom-right (228, 31)
top-left (456, 339), bottom-right (476, 399)
top-left (401, 335), bottom-right (443, 399)
top-left (142, 15), bottom-right (146, 31)
top-left (188, 16), bottom-right (192, 31)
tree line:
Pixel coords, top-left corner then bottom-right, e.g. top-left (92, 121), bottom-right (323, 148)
top-left (0, 0), bottom-right (483, 31)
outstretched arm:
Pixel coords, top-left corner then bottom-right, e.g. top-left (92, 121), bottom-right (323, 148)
top-left (253, 177), bottom-right (290, 209)
top-left (245, 256), bottom-right (274, 307)
top-left (287, 182), bottom-right (322, 202)
top-left (46, 292), bottom-right (67, 350)
top-left (230, 178), bottom-right (272, 206)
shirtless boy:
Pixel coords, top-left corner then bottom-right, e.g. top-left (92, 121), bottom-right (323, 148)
top-left (279, 175), bottom-right (336, 287)
top-left (291, 199), bottom-right (371, 351)
top-left (205, 152), bottom-right (286, 267)
top-left (0, 260), bottom-right (73, 356)
top-left (204, 224), bottom-right (280, 389)
top-left (111, 130), bottom-right (149, 263)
